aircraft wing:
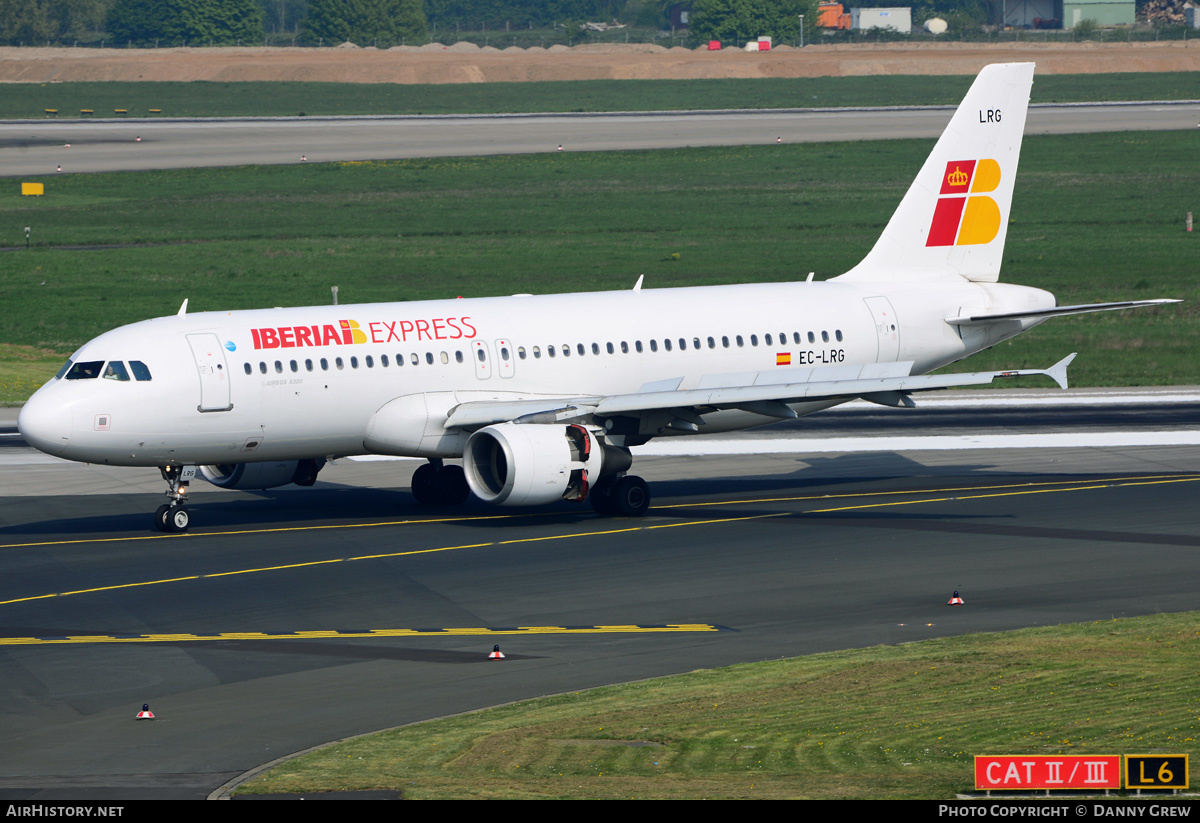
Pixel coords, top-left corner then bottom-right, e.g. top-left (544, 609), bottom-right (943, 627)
top-left (443, 354), bottom-right (1077, 430)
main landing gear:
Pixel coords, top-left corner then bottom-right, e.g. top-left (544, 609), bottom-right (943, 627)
top-left (588, 474), bottom-right (650, 518)
top-left (410, 459), bottom-right (471, 507)
top-left (155, 465), bottom-right (193, 533)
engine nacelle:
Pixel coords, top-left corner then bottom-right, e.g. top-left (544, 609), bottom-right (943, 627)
top-left (463, 423), bottom-right (628, 506)
top-left (199, 458), bottom-right (324, 490)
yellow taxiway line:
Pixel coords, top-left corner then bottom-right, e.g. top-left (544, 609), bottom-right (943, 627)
top-left (0, 624), bottom-right (723, 647)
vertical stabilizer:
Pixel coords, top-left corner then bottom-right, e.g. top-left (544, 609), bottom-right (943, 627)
top-left (837, 63), bottom-right (1034, 283)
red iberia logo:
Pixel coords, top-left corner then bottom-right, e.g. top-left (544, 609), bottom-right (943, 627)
top-left (925, 159), bottom-right (1002, 247)
top-left (251, 319), bottom-right (367, 350)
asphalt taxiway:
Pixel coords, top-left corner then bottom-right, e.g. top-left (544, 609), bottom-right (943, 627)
top-left (1, 101), bottom-right (1197, 176)
top-left (2, 392), bottom-right (1199, 799)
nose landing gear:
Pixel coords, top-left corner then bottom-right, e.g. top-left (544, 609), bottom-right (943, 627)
top-left (155, 465), bottom-right (194, 533)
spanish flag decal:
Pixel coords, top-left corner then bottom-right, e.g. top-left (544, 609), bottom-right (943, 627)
top-left (776, 352), bottom-right (792, 366)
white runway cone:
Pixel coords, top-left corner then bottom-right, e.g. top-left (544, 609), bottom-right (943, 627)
top-left (136, 703), bottom-right (155, 719)
top-left (488, 644), bottom-right (505, 660)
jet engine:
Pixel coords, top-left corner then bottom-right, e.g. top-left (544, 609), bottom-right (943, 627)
top-left (463, 423), bottom-right (629, 506)
top-left (199, 458), bottom-right (325, 490)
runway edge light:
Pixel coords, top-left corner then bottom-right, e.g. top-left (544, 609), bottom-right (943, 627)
top-left (489, 644), bottom-right (505, 660)
top-left (136, 703), bottom-right (155, 719)
top-left (948, 591), bottom-right (964, 606)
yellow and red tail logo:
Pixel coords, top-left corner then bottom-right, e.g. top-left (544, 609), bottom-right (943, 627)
top-left (925, 159), bottom-right (1002, 247)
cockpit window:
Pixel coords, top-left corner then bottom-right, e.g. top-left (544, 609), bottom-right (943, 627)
top-left (65, 361), bottom-right (104, 380)
top-left (129, 360), bottom-right (152, 381)
top-left (55, 360), bottom-right (74, 380)
top-left (102, 362), bottom-right (131, 381)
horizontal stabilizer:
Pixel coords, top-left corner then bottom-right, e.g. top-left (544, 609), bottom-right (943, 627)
top-left (946, 299), bottom-right (1179, 326)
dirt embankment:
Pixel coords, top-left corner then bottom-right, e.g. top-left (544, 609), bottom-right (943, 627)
top-left (0, 41), bottom-right (1198, 85)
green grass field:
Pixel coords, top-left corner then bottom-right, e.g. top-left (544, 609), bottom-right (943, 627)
top-left (2, 128), bottom-right (1196, 403)
top-left (8, 72), bottom-right (1200, 119)
top-left (234, 611), bottom-right (1200, 799)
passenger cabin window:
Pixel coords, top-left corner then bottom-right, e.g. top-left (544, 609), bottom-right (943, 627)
top-left (65, 361), bottom-right (104, 380)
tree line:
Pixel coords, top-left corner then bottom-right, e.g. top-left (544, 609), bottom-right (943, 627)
top-left (0, 0), bottom-right (1013, 47)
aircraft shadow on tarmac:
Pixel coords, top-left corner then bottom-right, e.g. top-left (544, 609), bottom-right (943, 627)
top-left (0, 451), bottom-right (1102, 538)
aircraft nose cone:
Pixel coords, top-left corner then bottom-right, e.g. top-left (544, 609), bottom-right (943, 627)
top-left (18, 392), bottom-right (72, 456)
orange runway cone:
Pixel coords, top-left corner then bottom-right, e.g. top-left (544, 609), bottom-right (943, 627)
top-left (136, 703), bottom-right (155, 719)
top-left (488, 644), bottom-right (505, 660)
top-left (947, 590), bottom-right (964, 606)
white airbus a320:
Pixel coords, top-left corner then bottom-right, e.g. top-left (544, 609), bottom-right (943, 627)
top-left (18, 63), bottom-right (1176, 533)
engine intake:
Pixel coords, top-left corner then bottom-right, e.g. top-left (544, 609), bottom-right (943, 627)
top-left (463, 423), bottom-right (627, 506)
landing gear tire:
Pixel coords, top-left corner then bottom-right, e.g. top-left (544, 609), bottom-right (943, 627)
top-left (588, 477), bottom-right (617, 516)
top-left (154, 504), bottom-right (172, 532)
top-left (612, 475), bottom-right (650, 517)
top-left (433, 464), bottom-right (470, 506)
top-left (411, 463), bottom-right (438, 505)
top-left (412, 462), bottom-right (471, 507)
top-left (156, 505), bottom-right (190, 533)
